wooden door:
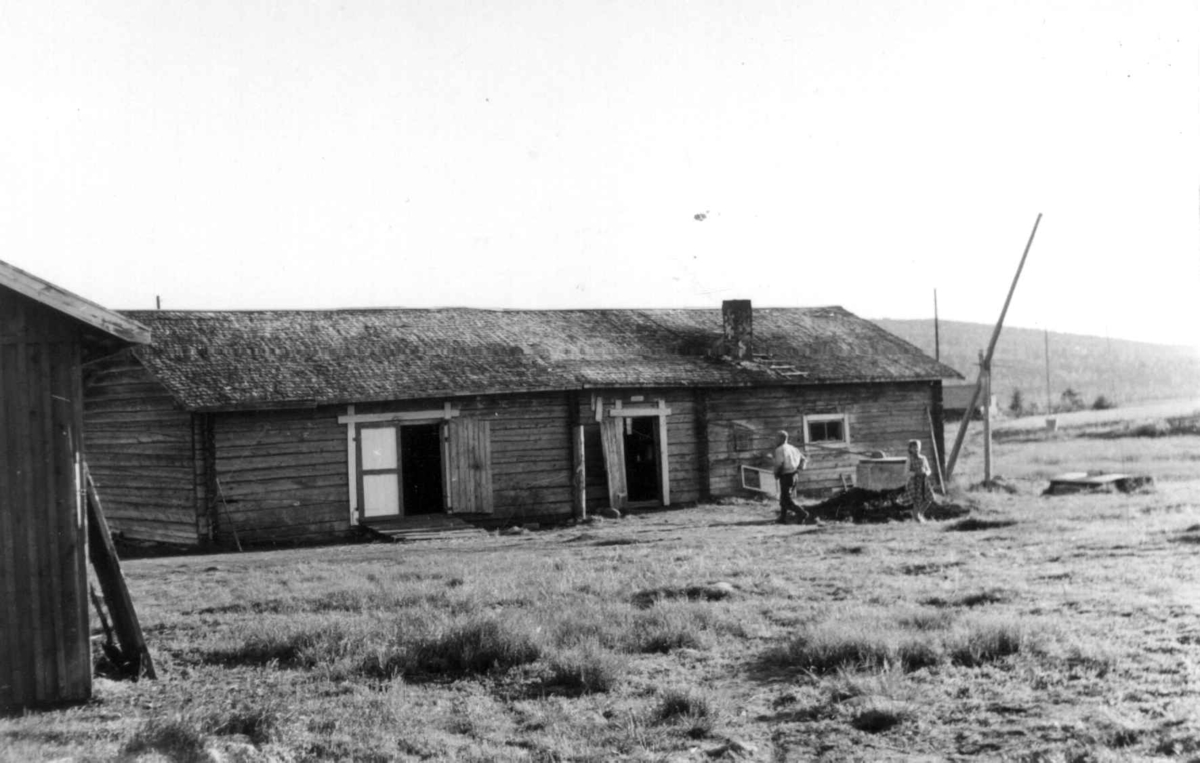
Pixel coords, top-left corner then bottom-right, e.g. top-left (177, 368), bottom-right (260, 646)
top-left (445, 418), bottom-right (494, 514)
top-left (599, 418), bottom-right (628, 510)
top-left (358, 425), bottom-right (401, 518)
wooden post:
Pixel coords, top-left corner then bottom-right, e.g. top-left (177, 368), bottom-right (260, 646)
top-left (933, 288), bottom-right (940, 363)
top-left (926, 406), bottom-right (945, 494)
top-left (568, 391), bottom-right (586, 520)
top-left (574, 425), bottom-right (586, 519)
top-left (944, 213), bottom-right (1042, 481)
top-left (694, 389), bottom-right (711, 503)
top-left (85, 468), bottom-right (156, 680)
top-left (981, 352), bottom-right (993, 483)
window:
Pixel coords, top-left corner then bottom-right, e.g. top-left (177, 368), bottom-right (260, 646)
top-left (804, 413), bottom-right (849, 446)
top-left (731, 423), bottom-right (755, 452)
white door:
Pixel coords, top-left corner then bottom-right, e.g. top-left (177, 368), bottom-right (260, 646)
top-left (359, 425), bottom-right (401, 518)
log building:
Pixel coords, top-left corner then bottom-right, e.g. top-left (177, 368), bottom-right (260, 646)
top-left (83, 300), bottom-right (960, 546)
top-left (1, 260), bottom-right (150, 710)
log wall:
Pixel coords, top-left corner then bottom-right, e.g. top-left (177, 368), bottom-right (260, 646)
top-left (0, 293), bottom-right (91, 708)
top-left (212, 408), bottom-right (348, 545)
top-left (576, 389), bottom-right (702, 512)
top-left (356, 392), bottom-right (575, 524)
top-left (705, 381), bottom-right (944, 496)
top-left (83, 351), bottom-right (199, 545)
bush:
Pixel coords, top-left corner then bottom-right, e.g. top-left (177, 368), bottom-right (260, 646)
top-left (653, 688), bottom-right (718, 738)
top-left (628, 606), bottom-right (707, 654)
top-left (204, 702), bottom-right (285, 745)
top-left (543, 643), bottom-right (625, 694)
top-left (1092, 395), bottom-right (1117, 411)
top-left (947, 618), bottom-right (1025, 666)
top-left (412, 616), bottom-right (541, 676)
top-left (123, 717), bottom-right (209, 763)
top-left (772, 615), bottom-right (943, 674)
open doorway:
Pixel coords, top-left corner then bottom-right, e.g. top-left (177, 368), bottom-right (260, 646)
top-left (401, 423), bottom-right (444, 515)
top-left (623, 416), bottom-right (660, 504)
top-left (358, 422), bottom-right (445, 519)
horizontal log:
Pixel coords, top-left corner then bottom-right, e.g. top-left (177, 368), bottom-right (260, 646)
top-left (103, 503), bottom-right (198, 523)
top-left (87, 446), bottom-right (194, 463)
top-left (221, 503), bottom-right (346, 527)
top-left (216, 451), bottom-right (346, 472)
top-left (216, 520), bottom-right (349, 543)
top-left (83, 430), bottom-right (193, 445)
top-left (107, 524), bottom-right (199, 545)
top-left (218, 473), bottom-right (347, 495)
top-left (215, 439), bottom-right (346, 459)
top-left (84, 396), bottom-right (183, 414)
top-left (89, 485), bottom-right (195, 506)
top-left (218, 491), bottom-right (348, 511)
top-left (86, 473), bottom-right (194, 492)
top-left (85, 409), bottom-right (192, 425)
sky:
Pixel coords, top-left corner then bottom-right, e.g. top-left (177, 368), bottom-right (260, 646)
top-left (2, 1), bottom-right (1197, 348)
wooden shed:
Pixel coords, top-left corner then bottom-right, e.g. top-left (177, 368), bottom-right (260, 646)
top-left (83, 301), bottom-right (960, 546)
top-left (0, 260), bottom-right (150, 710)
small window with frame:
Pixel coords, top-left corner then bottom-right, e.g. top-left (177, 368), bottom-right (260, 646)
top-left (731, 422), bottom-right (755, 452)
top-left (804, 413), bottom-right (849, 447)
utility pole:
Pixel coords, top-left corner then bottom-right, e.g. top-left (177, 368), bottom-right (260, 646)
top-left (945, 213), bottom-right (1042, 481)
top-left (934, 289), bottom-right (940, 363)
top-left (1044, 328), bottom-right (1052, 415)
top-left (981, 350), bottom-right (992, 482)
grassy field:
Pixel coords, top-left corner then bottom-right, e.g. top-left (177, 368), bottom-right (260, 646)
top-left (4, 416), bottom-right (1200, 761)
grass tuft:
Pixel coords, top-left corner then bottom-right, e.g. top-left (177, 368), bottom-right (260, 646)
top-left (628, 606), bottom-right (707, 654)
top-left (411, 616), bottom-right (541, 676)
top-left (204, 702), bottom-right (285, 745)
top-left (653, 688), bottom-right (718, 738)
top-left (542, 643), bottom-right (625, 694)
top-left (123, 717), bottom-right (209, 763)
top-left (947, 617), bottom-right (1025, 666)
top-left (851, 704), bottom-right (912, 733)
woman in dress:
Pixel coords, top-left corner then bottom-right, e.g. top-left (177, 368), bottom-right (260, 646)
top-left (906, 439), bottom-right (934, 522)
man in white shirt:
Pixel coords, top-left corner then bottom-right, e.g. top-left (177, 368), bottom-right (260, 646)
top-left (773, 430), bottom-right (809, 524)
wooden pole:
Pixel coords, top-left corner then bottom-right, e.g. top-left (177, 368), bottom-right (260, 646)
top-left (215, 478), bottom-right (242, 552)
top-left (1044, 328), bottom-right (1052, 415)
top-left (574, 425), bottom-right (587, 520)
top-left (934, 288), bottom-right (940, 363)
top-left (982, 352), bottom-right (993, 483)
top-left (85, 468), bottom-right (156, 680)
top-left (926, 406), bottom-right (945, 494)
top-left (944, 213), bottom-right (1042, 481)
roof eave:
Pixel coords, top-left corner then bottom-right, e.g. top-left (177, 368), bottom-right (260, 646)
top-left (0, 260), bottom-right (151, 344)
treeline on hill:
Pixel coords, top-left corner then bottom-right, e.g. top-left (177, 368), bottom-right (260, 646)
top-left (872, 318), bottom-right (1200, 412)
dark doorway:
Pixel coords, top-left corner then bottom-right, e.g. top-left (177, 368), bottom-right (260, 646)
top-left (401, 423), bottom-right (444, 515)
top-left (623, 416), bottom-right (660, 503)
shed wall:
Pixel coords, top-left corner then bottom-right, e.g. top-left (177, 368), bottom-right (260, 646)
top-left (83, 351), bottom-right (199, 545)
top-left (212, 407), bottom-right (349, 544)
top-left (0, 293), bottom-right (91, 708)
top-left (705, 381), bottom-right (943, 496)
top-left (577, 389), bottom-right (702, 511)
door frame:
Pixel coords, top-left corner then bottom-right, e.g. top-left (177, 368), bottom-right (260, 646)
top-left (355, 422), bottom-right (404, 520)
top-left (338, 404), bottom-right (459, 525)
top-left (596, 397), bottom-right (672, 507)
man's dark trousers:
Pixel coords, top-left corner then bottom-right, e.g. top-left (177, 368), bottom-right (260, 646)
top-left (778, 472), bottom-right (808, 523)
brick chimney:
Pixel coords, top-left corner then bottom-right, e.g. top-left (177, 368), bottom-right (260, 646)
top-left (721, 299), bottom-right (753, 359)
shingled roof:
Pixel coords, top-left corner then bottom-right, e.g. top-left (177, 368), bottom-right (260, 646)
top-left (121, 307), bottom-right (961, 411)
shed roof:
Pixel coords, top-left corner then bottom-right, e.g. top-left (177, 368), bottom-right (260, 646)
top-left (121, 307), bottom-right (961, 411)
top-left (0, 259), bottom-right (151, 345)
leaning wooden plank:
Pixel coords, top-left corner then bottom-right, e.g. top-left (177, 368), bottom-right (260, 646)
top-left (85, 467), bottom-right (156, 679)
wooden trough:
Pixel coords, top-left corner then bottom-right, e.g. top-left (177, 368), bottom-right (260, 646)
top-left (1045, 472), bottom-right (1154, 496)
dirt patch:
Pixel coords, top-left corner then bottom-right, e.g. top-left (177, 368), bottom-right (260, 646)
top-left (946, 517), bottom-right (1018, 532)
top-left (631, 582), bottom-right (736, 609)
top-left (806, 488), bottom-right (970, 523)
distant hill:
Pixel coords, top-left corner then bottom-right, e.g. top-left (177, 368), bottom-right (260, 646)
top-left (871, 319), bottom-right (1200, 411)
